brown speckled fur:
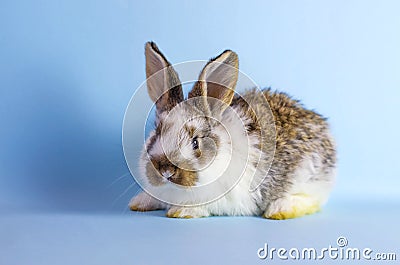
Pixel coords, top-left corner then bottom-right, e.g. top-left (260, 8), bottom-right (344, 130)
top-left (232, 88), bottom-right (336, 208)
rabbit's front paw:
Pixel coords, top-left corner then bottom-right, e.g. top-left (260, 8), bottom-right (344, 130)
top-left (166, 206), bottom-right (210, 219)
top-left (129, 192), bottom-right (164, 211)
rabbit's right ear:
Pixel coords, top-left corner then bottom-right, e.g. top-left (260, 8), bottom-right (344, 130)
top-left (188, 50), bottom-right (239, 116)
top-left (145, 42), bottom-right (183, 113)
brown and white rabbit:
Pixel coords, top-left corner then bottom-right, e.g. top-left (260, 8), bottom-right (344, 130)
top-left (129, 42), bottom-right (336, 219)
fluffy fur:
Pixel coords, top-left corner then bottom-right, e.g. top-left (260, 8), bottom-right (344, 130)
top-left (129, 42), bottom-right (336, 219)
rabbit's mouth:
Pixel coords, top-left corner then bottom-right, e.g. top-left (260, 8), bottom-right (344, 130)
top-left (166, 173), bottom-right (179, 184)
top-left (146, 158), bottom-right (198, 187)
top-left (163, 167), bottom-right (198, 186)
top-left (161, 169), bottom-right (174, 180)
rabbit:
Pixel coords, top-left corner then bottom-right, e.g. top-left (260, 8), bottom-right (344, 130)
top-left (129, 41), bottom-right (336, 219)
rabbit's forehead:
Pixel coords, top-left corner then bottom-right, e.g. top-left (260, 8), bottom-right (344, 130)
top-left (161, 113), bottom-right (205, 142)
top-left (147, 112), bottom-right (208, 157)
top-left (161, 107), bottom-right (208, 133)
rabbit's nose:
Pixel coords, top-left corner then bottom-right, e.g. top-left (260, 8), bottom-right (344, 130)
top-left (161, 169), bottom-right (174, 181)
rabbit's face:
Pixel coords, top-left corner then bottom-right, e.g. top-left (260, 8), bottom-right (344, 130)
top-left (145, 105), bottom-right (220, 187)
top-left (142, 42), bottom-right (238, 188)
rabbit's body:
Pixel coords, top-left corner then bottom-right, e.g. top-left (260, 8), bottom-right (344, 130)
top-left (129, 42), bottom-right (336, 219)
top-left (228, 89), bottom-right (336, 219)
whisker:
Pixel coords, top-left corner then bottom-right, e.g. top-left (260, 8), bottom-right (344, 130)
top-left (107, 172), bottom-right (132, 189)
top-left (112, 181), bottom-right (137, 206)
top-left (120, 187), bottom-right (142, 216)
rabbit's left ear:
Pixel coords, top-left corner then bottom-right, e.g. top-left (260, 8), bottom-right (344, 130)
top-left (145, 42), bottom-right (183, 113)
top-left (189, 50), bottom-right (239, 115)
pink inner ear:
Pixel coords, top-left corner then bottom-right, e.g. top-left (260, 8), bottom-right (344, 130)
top-left (206, 82), bottom-right (235, 101)
top-left (145, 43), bottom-right (183, 111)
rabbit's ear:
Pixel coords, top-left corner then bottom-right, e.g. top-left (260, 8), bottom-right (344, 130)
top-left (145, 42), bottom-right (183, 113)
top-left (189, 50), bottom-right (239, 115)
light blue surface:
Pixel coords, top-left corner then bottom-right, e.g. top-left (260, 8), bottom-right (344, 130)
top-left (2, 200), bottom-right (399, 265)
top-left (1, 0), bottom-right (399, 264)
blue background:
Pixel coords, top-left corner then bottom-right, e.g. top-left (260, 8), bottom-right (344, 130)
top-left (1, 1), bottom-right (399, 264)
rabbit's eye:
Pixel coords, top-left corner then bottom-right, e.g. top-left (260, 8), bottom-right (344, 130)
top-left (192, 137), bottom-right (199, 150)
